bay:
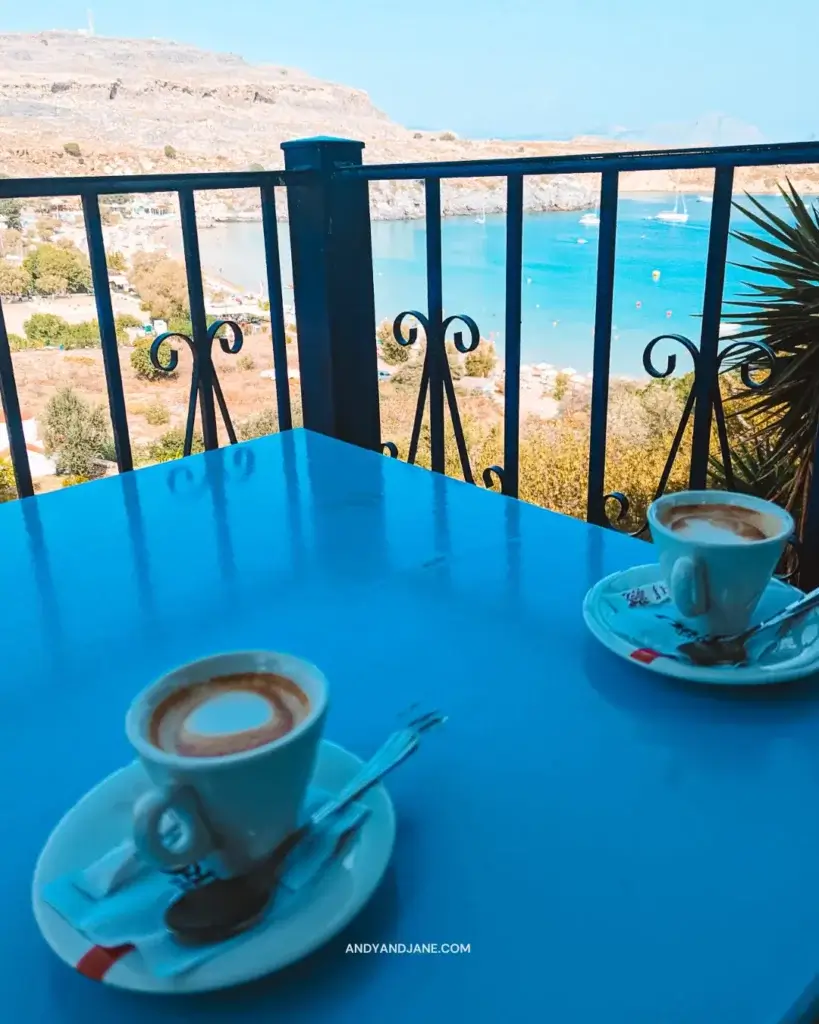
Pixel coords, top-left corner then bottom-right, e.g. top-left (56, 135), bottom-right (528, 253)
top-left (193, 191), bottom-right (800, 377)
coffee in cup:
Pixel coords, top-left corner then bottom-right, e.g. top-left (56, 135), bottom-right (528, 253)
top-left (655, 500), bottom-right (783, 545)
top-left (648, 490), bottom-right (793, 636)
top-left (148, 671), bottom-right (311, 758)
top-left (126, 651), bottom-right (328, 883)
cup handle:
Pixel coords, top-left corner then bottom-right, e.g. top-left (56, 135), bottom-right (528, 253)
top-left (133, 785), bottom-right (216, 871)
top-left (669, 556), bottom-right (709, 618)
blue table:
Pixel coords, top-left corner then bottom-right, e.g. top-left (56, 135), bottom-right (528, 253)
top-left (3, 428), bottom-right (819, 1024)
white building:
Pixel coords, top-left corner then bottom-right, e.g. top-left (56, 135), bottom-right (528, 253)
top-left (0, 411), bottom-right (57, 480)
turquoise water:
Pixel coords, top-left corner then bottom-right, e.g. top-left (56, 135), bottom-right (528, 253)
top-left (197, 192), bottom-right (796, 376)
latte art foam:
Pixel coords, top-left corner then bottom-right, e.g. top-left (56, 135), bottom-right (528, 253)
top-left (658, 502), bottom-right (780, 544)
top-left (149, 672), bottom-right (310, 757)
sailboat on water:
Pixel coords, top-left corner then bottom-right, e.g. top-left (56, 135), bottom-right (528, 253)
top-left (656, 191), bottom-right (689, 223)
top-left (475, 200), bottom-right (486, 225)
top-left (579, 201), bottom-right (600, 226)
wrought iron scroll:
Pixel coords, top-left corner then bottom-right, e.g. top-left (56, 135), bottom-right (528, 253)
top-left (381, 309), bottom-right (481, 484)
top-left (602, 333), bottom-right (778, 537)
top-left (151, 319), bottom-right (243, 457)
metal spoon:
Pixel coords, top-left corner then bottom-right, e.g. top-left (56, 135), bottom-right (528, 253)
top-left (678, 585), bottom-right (819, 667)
top-left (164, 710), bottom-right (446, 946)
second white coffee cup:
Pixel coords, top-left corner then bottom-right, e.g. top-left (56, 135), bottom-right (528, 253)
top-left (648, 489), bottom-right (794, 636)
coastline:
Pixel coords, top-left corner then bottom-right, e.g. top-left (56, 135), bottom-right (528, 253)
top-left (198, 183), bottom-right (819, 227)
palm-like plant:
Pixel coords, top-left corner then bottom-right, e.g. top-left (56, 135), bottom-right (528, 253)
top-left (721, 182), bottom-right (819, 538)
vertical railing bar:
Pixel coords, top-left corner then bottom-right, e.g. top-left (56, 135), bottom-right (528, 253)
top-left (425, 178), bottom-right (445, 474)
top-left (503, 174), bottom-right (524, 499)
top-left (260, 186), bottom-right (293, 431)
top-left (0, 298), bottom-right (34, 498)
top-left (178, 188), bottom-right (218, 450)
top-left (82, 192), bottom-right (133, 473)
top-left (690, 165), bottom-right (734, 488)
top-left (586, 170), bottom-right (619, 524)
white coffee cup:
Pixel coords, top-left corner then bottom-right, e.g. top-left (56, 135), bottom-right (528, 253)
top-left (125, 651), bottom-right (328, 883)
top-left (647, 490), bottom-right (794, 636)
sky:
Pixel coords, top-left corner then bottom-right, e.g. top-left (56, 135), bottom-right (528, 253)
top-left (2, 0), bottom-right (817, 142)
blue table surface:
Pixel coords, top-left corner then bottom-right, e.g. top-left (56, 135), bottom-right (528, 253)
top-left (3, 428), bottom-right (819, 1024)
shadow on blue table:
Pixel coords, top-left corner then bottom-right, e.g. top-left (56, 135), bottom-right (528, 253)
top-left (583, 642), bottom-right (819, 780)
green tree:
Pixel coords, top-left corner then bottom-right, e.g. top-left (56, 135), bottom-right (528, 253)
top-left (722, 182), bottom-right (819, 543)
top-left (63, 320), bottom-right (100, 349)
top-left (464, 340), bottom-right (497, 378)
top-left (377, 319), bottom-right (410, 365)
top-left (6, 332), bottom-right (30, 351)
top-left (0, 459), bottom-right (16, 502)
top-left (115, 312), bottom-right (143, 330)
top-left (131, 335), bottom-right (177, 380)
top-left (147, 428), bottom-right (204, 463)
top-left (107, 250), bottom-right (127, 272)
top-left (0, 199), bottom-right (22, 231)
top-left (23, 313), bottom-right (103, 349)
top-left (24, 242), bottom-right (91, 295)
top-left (63, 142), bottom-right (81, 157)
top-left (42, 388), bottom-right (111, 477)
top-left (24, 313), bottom-right (68, 346)
top-left (143, 400), bottom-right (170, 425)
top-left (1, 227), bottom-right (22, 253)
top-left (36, 218), bottom-right (59, 242)
top-left (130, 253), bottom-right (189, 321)
top-left (552, 372), bottom-right (570, 402)
top-left (0, 262), bottom-right (32, 299)
top-left (239, 408), bottom-right (278, 439)
top-left (164, 144), bottom-right (178, 159)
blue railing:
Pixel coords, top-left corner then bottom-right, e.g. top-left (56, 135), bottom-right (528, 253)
top-left (1, 137), bottom-right (819, 584)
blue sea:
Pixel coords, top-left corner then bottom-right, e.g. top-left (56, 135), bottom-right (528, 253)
top-left (197, 192), bottom-right (799, 377)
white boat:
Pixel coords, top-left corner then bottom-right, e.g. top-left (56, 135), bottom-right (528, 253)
top-left (475, 201), bottom-right (486, 225)
top-left (697, 195), bottom-right (713, 204)
top-left (719, 321), bottom-right (741, 338)
top-left (656, 192), bottom-right (689, 223)
top-left (579, 202), bottom-right (599, 226)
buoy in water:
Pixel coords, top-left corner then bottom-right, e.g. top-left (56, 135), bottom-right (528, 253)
top-left (652, 269), bottom-right (661, 282)
top-left (666, 309), bottom-right (672, 318)
top-left (636, 300), bottom-right (642, 309)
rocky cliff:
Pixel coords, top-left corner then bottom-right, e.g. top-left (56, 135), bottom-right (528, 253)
top-left (0, 32), bottom-right (815, 219)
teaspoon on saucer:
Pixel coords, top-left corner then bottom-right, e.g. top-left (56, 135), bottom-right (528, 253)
top-left (677, 585), bottom-right (819, 667)
top-left (165, 710), bottom-right (446, 946)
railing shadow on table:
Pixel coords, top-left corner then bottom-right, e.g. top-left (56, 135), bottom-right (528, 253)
top-left (2, 139), bottom-right (819, 587)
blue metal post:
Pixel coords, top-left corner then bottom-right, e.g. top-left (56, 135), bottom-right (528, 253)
top-left (260, 186), bottom-right (293, 430)
top-left (282, 137), bottom-right (380, 451)
top-left (586, 170), bottom-right (619, 524)
top-left (689, 166), bottom-right (734, 488)
top-left (178, 188), bottom-right (219, 451)
top-left (0, 298), bottom-right (34, 498)
top-left (425, 179), bottom-right (445, 474)
top-left (503, 175), bottom-right (524, 499)
top-left (82, 194), bottom-right (133, 472)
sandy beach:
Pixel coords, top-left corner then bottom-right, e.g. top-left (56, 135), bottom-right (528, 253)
top-left (0, 293), bottom-right (146, 337)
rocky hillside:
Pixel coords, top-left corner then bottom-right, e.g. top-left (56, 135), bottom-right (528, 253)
top-left (0, 32), bottom-right (816, 218)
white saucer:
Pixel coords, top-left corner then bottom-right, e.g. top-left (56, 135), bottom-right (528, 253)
top-left (32, 740), bottom-right (396, 993)
top-left (583, 564), bottom-right (819, 686)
